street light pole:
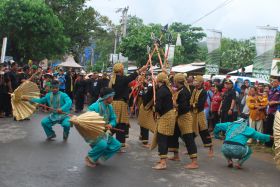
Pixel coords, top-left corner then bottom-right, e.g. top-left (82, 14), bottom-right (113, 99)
top-left (114, 29), bottom-right (118, 54)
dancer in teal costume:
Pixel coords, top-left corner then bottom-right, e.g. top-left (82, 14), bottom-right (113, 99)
top-left (214, 119), bottom-right (273, 169)
top-left (85, 88), bottom-right (121, 168)
top-left (27, 80), bottom-right (72, 140)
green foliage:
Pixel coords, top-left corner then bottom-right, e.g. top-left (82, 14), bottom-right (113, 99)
top-left (169, 23), bottom-right (206, 64)
top-left (220, 38), bottom-right (256, 70)
top-left (118, 17), bottom-right (206, 66)
top-left (173, 46), bottom-right (185, 66)
top-left (45, 0), bottom-right (112, 59)
top-left (93, 29), bottom-right (114, 72)
top-left (274, 32), bottom-right (280, 58)
top-left (86, 63), bottom-right (102, 72)
top-left (118, 16), bottom-right (162, 66)
top-left (126, 15), bottom-right (145, 34)
top-left (276, 61), bottom-right (280, 73)
top-left (196, 42), bottom-right (208, 62)
top-left (0, 0), bottom-right (69, 63)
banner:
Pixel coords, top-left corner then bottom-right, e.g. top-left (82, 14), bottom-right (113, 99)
top-left (39, 59), bottom-right (48, 70)
top-left (271, 58), bottom-right (280, 76)
top-left (176, 34), bottom-right (182, 46)
top-left (1, 37), bottom-right (7, 63)
top-left (109, 53), bottom-right (119, 64)
top-left (118, 53), bottom-right (128, 75)
top-left (165, 44), bottom-right (175, 73)
top-left (206, 30), bottom-right (222, 75)
top-left (253, 26), bottom-right (278, 81)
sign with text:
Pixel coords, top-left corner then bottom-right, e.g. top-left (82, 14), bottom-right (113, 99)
top-left (253, 26), bottom-right (278, 81)
top-left (1, 37), bottom-right (7, 63)
top-left (206, 30), bottom-right (222, 75)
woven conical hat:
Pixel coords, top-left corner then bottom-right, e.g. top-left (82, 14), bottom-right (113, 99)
top-left (11, 81), bottom-right (40, 120)
top-left (70, 111), bottom-right (106, 142)
top-left (274, 111), bottom-right (280, 168)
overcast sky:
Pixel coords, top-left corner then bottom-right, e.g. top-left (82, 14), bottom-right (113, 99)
top-left (87, 0), bottom-right (279, 39)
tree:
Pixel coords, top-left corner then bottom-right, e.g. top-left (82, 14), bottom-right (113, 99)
top-left (119, 17), bottom-right (206, 66)
top-left (126, 15), bottom-right (145, 34)
top-left (196, 42), bottom-right (208, 62)
top-left (173, 46), bottom-right (185, 66)
top-left (169, 23), bottom-right (206, 64)
top-left (118, 16), bottom-right (162, 66)
top-left (45, 0), bottom-right (112, 60)
top-left (0, 0), bottom-right (69, 63)
top-left (220, 38), bottom-right (256, 70)
top-left (92, 28), bottom-right (115, 72)
top-left (274, 32), bottom-right (280, 58)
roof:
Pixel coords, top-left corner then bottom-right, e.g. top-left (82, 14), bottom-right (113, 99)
top-left (227, 65), bottom-right (253, 75)
top-left (171, 63), bottom-right (205, 73)
top-left (59, 55), bottom-right (82, 68)
top-left (128, 65), bottom-right (137, 71)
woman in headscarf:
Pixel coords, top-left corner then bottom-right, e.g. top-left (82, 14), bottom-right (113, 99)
top-left (214, 119), bottom-right (273, 169)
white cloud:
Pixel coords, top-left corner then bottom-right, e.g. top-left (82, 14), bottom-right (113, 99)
top-left (87, 0), bottom-right (280, 39)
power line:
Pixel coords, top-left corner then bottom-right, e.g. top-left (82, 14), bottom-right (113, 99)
top-left (191, 0), bottom-right (235, 25)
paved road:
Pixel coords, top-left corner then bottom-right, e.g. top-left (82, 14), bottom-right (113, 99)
top-left (0, 112), bottom-right (279, 187)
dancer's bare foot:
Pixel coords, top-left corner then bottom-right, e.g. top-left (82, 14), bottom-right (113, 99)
top-left (118, 148), bottom-right (127, 153)
top-left (46, 134), bottom-right (56, 141)
top-left (208, 147), bottom-right (214, 157)
top-left (142, 144), bottom-right (151, 148)
top-left (227, 160), bottom-right (233, 168)
top-left (184, 162), bottom-right (199, 169)
top-left (183, 151), bottom-right (188, 155)
top-left (152, 162), bottom-right (167, 170)
top-left (235, 164), bottom-right (242, 169)
top-left (85, 157), bottom-right (96, 168)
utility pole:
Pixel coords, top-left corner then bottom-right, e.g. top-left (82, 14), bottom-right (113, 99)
top-left (113, 29), bottom-right (118, 54)
top-left (116, 6), bottom-right (129, 39)
top-left (121, 6), bottom-right (128, 38)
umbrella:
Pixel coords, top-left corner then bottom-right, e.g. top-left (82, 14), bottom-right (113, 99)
top-left (274, 111), bottom-right (280, 168)
top-left (11, 81), bottom-right (40, 120)
top-left (59, 55), bottom-right (82, 68)
top-left (69, 111), bottom-right (107, 142)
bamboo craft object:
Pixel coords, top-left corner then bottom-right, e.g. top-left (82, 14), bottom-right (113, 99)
top-left (274, 111), bottom-right (280, 168)
top-left (11, 81), bottom-right (40, 120)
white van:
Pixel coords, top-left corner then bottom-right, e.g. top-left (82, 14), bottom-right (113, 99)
top-left (211, 75), bottom-right (269, 85)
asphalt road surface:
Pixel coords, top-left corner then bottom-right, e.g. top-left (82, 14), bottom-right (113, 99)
top-left (0, 112), bottom-right (279, 187)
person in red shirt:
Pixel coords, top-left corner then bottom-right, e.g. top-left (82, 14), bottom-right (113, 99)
top-left (210, 85), bottom-right (223, 131)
